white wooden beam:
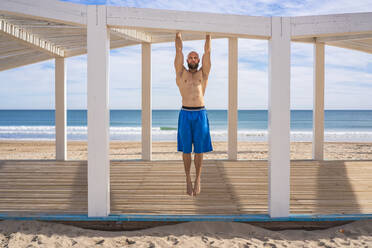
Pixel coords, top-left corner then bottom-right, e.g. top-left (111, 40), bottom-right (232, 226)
top-left (291, 37), bottom-right (316, 44)
top-left (111, 28), bottom-right (152, 43)
top-left (0, 0), bottom-right (86, 26)
top-left (64, 40), bottom-right (139, 58)
top-left (0, 48), bottom-right (36, 58)
top-left (327, 40), bottom-right (372, 54)
top-left (87, 5), bottom-right (110, 217)
top-left (141, 43), bottom-right (152, 161)
top-left (290, 35), bottom-right (372, 54)
top-left (151, 34), bottom-right (229, 44)
top-left (64, 47), bottom-right (87, 58)
top-left (0, 19), bottom-right (65, 57)
top-left (228, 37), bottom-right (238, 160)
top-left (268, 16), bottom-right (291, 218)
top-left (313, 42), bottom-right (325, 160)
top-left (55, 57), bottom-right (67, 161)
top-left (291, 12), bottom-right (372, 39)
top-left (315, 33), bottom-right (372, 42)
top-left (107, 6), bottom-right (271, 39)
top-left (0, 51), bottom-right (52, 71)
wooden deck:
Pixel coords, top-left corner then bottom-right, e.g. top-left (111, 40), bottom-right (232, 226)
top-left (0, 159), bottom-right (371, 216)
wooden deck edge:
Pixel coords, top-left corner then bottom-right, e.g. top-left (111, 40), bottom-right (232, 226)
top-left (1, 159), bottom-right (372, 163)
top-left (34, 220), bottom-right (359, 231)
top-left (1, 213), bottom-right (371, 222)
top-left (1, 213), bottom-right (371, 231)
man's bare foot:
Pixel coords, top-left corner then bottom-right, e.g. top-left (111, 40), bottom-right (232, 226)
top-left (186, 178), bottom-right (193, 196)
top-left (193, 177), bottom-right (201, 196)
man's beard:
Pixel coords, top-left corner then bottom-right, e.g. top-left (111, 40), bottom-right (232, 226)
top-left (188, 62), bottom-right (199, 70)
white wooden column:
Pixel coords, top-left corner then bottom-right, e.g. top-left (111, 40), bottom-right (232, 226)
top-left (87, 5), bottom-right (110, 217)
top-left (55, 57), bottom-right (66, 161)
top-left (141, 43), bottom-right (152, 160)
top-left (228, 37), bottom-right (238, 160)
top-left (267, 16), bottom-right (291, 217)
top-left (313, 42), bottom-right (325, 160)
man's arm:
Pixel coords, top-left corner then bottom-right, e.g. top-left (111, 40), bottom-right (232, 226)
top-left (202, 34), bottom-right (211, 79)
top-left (174, 32), bottom-right (184, 79)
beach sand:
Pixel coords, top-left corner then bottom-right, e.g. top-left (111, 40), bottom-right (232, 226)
top-left (0, 140), bottom-right (372, 247)
top-left (0, 140), bottom-right (371, 160)
top-left (0, 219), bottom-right (372, 247)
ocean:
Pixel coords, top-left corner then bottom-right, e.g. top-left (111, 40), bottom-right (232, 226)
top-left (0, 110), bottom-right (371, 142)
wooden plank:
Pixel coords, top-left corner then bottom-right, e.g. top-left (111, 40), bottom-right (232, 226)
top-left (291, 12), bottom-right (372, 39)
top-left (55, 57), bottom-right (67, 161)
top-left (228, 37), bottom-right (238, 160)
top-left (112, 28), bottom-right (152, 42)
top-left (0, 19), bottom-right (65, 56)
top-left (0, 0), bottom-right (87, 26)
top-left (0, 159), bottom-right (371, 216)
top-left (267, 16), bottom-right (291, 217)
top-left (141, 42), bottom-right (152, 160)
top-left (107, 6), bottom-right (271, 38)
top-left (0, 49), bottom-right (52, 71)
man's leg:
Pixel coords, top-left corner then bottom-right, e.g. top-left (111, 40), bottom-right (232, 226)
top-left (193, 153), bottom-right (203, 195)
top-left (178, 109), bottom-right (193, 196)
top-left (183, 152), bottom-right (193, 196)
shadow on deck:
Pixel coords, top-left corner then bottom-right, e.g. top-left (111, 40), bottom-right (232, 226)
top-left (0, 159), bottom-right (371, 216)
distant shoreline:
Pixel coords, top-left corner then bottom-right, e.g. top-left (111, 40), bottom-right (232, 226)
top-left (1, 140), bottom-right (371, 161)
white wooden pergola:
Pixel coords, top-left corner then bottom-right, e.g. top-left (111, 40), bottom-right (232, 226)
top-left (1, 0), bottom-right (371, 218)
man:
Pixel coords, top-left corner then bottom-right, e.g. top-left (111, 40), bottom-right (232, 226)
top-left (174, 31), bottom-right (213, 196)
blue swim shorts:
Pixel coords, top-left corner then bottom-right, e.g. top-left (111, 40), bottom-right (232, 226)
top-left (177, 107), bottom-right (213, 154)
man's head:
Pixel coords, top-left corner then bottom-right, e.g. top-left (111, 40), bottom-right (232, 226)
top-left (187, 51), bottom-right (200, 70)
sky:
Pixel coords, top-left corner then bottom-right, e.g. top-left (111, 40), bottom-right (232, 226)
top-left (0, 0), bottom-right (371, 110)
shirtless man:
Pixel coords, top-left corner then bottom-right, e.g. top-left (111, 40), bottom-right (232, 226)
top-left (174, 32), bottom-right (213, 196)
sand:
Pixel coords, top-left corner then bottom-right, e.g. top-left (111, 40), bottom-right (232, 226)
top-left (0, 219), bottom-right (372, 247)
top-left (1, 140), bottom-right (372, 247)
top-left (0, 140), bottom-right (371, 160)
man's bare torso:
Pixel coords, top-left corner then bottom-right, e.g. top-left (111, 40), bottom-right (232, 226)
top-left (176, 67), bottom-right (208, 107)
top-left (174, 32), bottom-right (211, 108)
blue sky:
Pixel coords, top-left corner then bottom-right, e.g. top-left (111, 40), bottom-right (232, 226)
top-left (0, 0), bottom-right (371, 110)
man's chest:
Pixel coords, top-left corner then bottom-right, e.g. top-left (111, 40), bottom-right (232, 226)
top-left (180, 72), bottom-right (204, 87)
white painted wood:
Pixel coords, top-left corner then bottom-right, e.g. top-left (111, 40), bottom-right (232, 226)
top-left (291, 37), bottom-right (316, 44)
top-left (325, 40), bottom-right (372, 54)
top-left (87, 5), bottom-right (110, 217)
top-left (142, 42), bottom-right (152, 161)
top-left (152, 34), bottom-right (229, 43)
top-left (291, 12), bottom-right (372, 39)
top-left (1, 2), bottom-right (372, 71)
top-left (0, 19), bottom-right (65, 56)
top-left (268, 16), bottom-right (291, 218)
top-left (228, 37), bottom-right (238, 160)
top-left (55, 57), bottom-right (67, 161)
top-left (55, 30), bottom-right (228, 57)
top-left (316, 33), bottom-right (372, 42)
top-left (107, 6), bottom-right (271, 39)
top-left (111, 28), bottom-right (152, 43)
top-left (313, 42), bottom-right (325, 160)
top-left (0, 0), bottom-right (87, 26)
top-left (64, 39), bottom-right (139, 58)
top-left (0, 51), bottom-right (52, 71)
top-left (2, 0), bottom-right (371, 41)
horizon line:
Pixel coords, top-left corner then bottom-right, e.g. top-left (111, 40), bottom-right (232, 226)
top-left (1, 108), bottom-right (372, 111)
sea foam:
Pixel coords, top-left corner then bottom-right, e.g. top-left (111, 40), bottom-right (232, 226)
top-left (1, 126), bottom-right (372, 142)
